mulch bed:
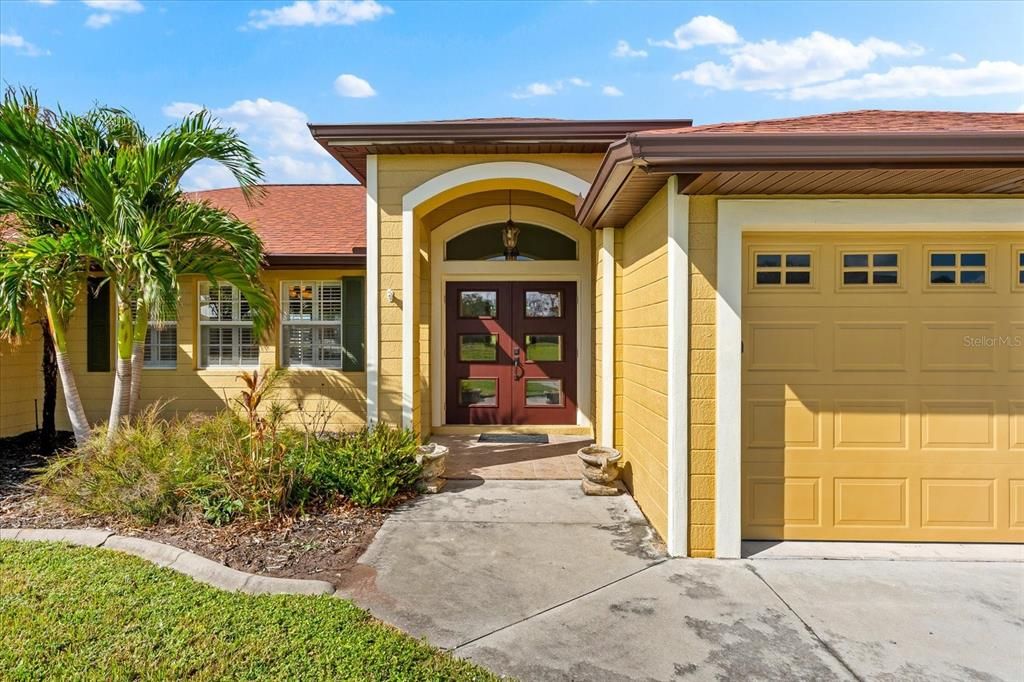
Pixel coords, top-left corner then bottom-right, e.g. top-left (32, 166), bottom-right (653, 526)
top-left (0, 431), bottom-right (405, 588)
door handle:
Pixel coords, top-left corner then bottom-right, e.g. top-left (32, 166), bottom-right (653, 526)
top-left (512, 347), bottom-right (524, 381)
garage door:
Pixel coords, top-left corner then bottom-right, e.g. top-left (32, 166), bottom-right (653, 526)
top-left (742, 232), bottom-right (1023, 542)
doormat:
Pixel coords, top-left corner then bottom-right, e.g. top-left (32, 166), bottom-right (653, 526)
top-left (478, 433), bottom-right (550, 444)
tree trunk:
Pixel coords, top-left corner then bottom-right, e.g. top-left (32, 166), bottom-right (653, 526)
top-left (45, 305), bottom-right (90, 447)
top-left (107, 300), bottom-right (134, 444)
top-left (39, 316), bottom-right (58, 455)
top-left (55, 350), bottom-right (90, 446)
top-left (128, 301), bottom-right (147, 417)
top-left (128, 340), bottom-right (144, 416)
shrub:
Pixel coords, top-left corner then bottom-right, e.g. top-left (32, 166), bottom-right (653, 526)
top-left (35, 372), bottom-right (423, 525)
top-left (299, 422), bottom-right (421, 507)
top-left (34, 405), bottom-right (221, 524)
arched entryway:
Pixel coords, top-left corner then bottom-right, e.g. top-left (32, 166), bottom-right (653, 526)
top-left (399, 162), bottom-right (592, 433)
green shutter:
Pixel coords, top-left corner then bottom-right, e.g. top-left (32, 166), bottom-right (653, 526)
top-left (341, 277), bottom-right (365, 372)
top-left (86, 277), bottom-right (111, 372)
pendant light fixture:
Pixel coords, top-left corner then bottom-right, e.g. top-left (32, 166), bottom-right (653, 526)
top-left (501, 189), bottom-right (520, 261)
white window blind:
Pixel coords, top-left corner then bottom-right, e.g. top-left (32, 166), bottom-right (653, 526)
top-left (281, 281), bottom-right (343, 368)
top-left (198, 282), bottom-right (258, 368)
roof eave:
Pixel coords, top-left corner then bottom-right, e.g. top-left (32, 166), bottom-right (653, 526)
top-left (576, 130), bottom-right (1024, 227)
top-left (264, 253), bottom-right (367, 268)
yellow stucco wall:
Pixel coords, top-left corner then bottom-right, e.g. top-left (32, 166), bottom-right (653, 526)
top-left (688, 196), bottom-right (718, 557)
top-left (616, 186), bottom-right (670, 539)
top-left (50, 269), bottom-right (367, 432)
top-left (375, 153), bottom-right (602, 434)
top-left (0, 326), bottom-right (44, 438)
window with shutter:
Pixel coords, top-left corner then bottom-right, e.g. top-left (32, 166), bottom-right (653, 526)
top-left (86, 278), bottom-right (111, 372)
top-left (342, 276), bottom-right (365, 371)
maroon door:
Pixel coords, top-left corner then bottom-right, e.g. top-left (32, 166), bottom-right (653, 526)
top-left (446, 281), bottom-right (577, 425)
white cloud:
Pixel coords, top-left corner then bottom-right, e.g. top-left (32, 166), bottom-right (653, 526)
top-left (611, 40), bottom-right (646, 58)
top-left (180, 163), bottom-right (237, 192)
top-left (334, 73), bottom-right (377, 98)
top-left (513, 82), bottom-right (559, 99)
top-left (677, 31), bottom-right (924, 91)
top-left (247, 0), bottom-right (392, 29)
top-left (511, 77), bottom-right (591, 99)
top-left (1018, 103), bottom-right (1024, 113)
top-left (85, 13), bottom-right (114, 28)
top-left (788, 60), bottom-right (1024, 100)
top-left (602, 85), bottom-right (624, 97)
top-left (82, 0), bottom-right (142, 28)
top-left (164, 97), bottom-right (347, 188)
top-left (945, 52), bottom-right (966, 63)
top-left (82, 0), bottom-right (143, 10)
top-left (650, 15), bottom-right (740, 50)
top-left (162, 101), bottom-right (204, 117)
top-left (0, 31), bottom-right (49, 57)
top-left (31, 0), bottom-right (58, 5)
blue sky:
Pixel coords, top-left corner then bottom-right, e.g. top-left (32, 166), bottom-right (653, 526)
top-left (2, 0), bottom-right (1022, 187)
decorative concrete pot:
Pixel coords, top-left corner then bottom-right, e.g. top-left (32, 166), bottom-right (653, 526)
top-left (577, 445), bottom-right (624, 496)
top-left (416, 443), bottom-right (449, 494)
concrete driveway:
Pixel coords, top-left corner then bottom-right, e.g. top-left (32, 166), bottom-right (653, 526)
top-left (338, 481), bottom-right (1024, 681)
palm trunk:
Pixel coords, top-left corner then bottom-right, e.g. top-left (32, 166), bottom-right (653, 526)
top-left (45, 305), bottom-right (90, 446)
top-left (128, 341), bottom-right (144, 416)
top-left (128, 301), bottom-right (148, 417)
top-left (39, 316), bottom-right (58, 455)
top-left (107, 299), bottom-right (134, 444)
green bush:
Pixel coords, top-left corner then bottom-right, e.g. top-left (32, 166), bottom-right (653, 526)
top-left (298, 422), bottom-right (421, 507)
top-left (35, 403), bottom-right (423, 525)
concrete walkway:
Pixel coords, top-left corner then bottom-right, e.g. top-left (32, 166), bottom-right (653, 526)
top-left (340, 480), bottom-right (1024, 681)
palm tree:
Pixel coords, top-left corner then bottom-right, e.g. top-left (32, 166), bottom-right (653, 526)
top-left (0, 89), bottom-right (92, 446)
top-left (67, 107), bottom-right (274, 439)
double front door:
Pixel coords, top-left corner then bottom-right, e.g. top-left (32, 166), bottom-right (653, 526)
top-left (446, 281), bottom-right (577, 425)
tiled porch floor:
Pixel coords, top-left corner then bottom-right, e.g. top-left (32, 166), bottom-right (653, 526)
top-left (429, 434), bottom-right (590, 480)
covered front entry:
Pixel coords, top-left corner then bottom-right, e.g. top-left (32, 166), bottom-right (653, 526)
top-left (445, 281), bottom-right (577, 425)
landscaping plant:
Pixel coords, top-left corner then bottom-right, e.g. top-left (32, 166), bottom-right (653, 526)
top-left (34, 372), bottom-right (423, 526)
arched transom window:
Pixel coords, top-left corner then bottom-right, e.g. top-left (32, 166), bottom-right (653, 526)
top-left (444, 223), bottom-right (578, 261)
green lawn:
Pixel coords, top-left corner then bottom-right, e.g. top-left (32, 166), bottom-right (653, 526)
top-left (0, 541), bottom-right (498, 681)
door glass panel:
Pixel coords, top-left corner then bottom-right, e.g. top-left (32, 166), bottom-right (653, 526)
top-left (459, 291), bottom-right (497, 318)
top-left (525, 335), bottom-right (562, 361)
top-left (524, 290), bottom-right (562, 318)
top-left (525, 379), bottom-right (563, 407)
top-left (459, 334), bottom-right (498, 362)
top-left (459, 379), bottom-right (497, 406)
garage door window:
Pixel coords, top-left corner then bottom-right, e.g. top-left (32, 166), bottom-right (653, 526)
top-left (1016, 250), bottom-right (1024, 288)
top-left (929, 251), bottom-right (987, 286)
top-left (841, 252), bottom-right (900, 287)
top-left (754, 252), bottom-right (812, 286)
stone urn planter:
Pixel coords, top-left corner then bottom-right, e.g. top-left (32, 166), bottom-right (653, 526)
top-left (577, 445), bottom-right (624, 496)
top-left (416, 443), bottom-right (449, 494)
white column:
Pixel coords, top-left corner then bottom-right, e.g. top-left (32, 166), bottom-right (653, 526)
top-left (714, 204), bottom-right (743, 559)
top-left (364, 155), bottom-right (379, 424)
top-left (666, 176), bottom-right (690, 557)
top-left (401, 203), bottom-right (415, 431)
top-left (600, 227), bottom-right (616, 447)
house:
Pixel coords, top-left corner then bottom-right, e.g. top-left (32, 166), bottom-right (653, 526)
top-left (1, 110), bottom-right (1022, 557)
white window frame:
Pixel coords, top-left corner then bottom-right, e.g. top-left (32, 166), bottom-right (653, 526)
top-left (143, 317), bottom-right (178, 369)
top-left (280, 280), bottom-right (344, 369)
top-left (197, 282), bottom-right (258, 369)
top-left (120, 299), bottom-right (178, 370)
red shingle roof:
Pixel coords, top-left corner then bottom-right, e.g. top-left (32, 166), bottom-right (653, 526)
top-left (190, 184), bottom-right (365, 257)
top-left (642, 110), bottom-right (1024, 135)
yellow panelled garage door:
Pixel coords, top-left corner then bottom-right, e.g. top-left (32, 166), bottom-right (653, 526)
top-left (742, 232), bottom-right (1023, 542)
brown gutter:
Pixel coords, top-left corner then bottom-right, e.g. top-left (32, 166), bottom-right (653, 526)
top-left (308, 119), bottom-right (691, 144)
top-left (577, 130), bottom-right (1024, 227)
top-left (309, 118), bottom-right (693, 183)
top-left (264, 253), bottom-right (366, 268)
